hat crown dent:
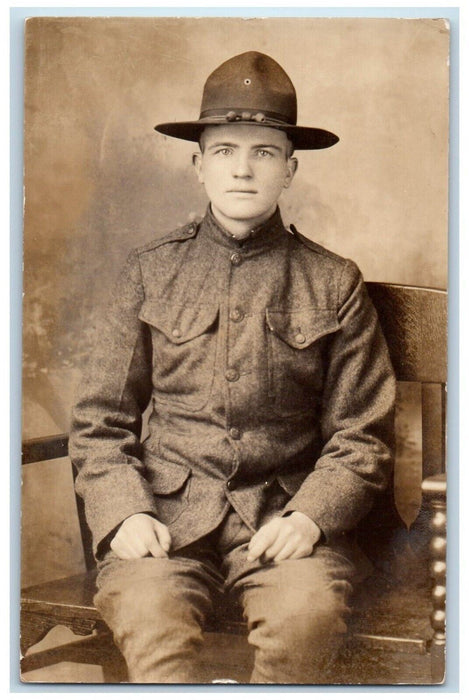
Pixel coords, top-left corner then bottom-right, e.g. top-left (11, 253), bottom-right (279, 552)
top-left (200, 51), bottom-right (298, 125)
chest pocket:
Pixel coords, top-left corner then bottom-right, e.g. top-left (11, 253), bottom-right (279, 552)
top-left (139, 301), bottom-right (219, 411)
top-left (266, 307), bottom-right (339, 417)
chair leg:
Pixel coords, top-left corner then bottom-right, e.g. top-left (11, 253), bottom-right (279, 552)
top-left (101, 648), bottom-right (128, 683)
top-left (428, 496), bottom-right (446, 683)
top-left (20, 612), bottom-right (57, 656)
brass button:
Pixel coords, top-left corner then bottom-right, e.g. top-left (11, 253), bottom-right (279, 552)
top-left (295, 332), bottom-right (306, 344)
top-left (230, 307), bottom-right (244, 323)
top-left (229, 427), bottom-right (241, 440)
top-left (225, 368), bottom-right (240, 382)
top-left (230, 252), bottom-right (242, 266)
top-left (227, 479), bottom-right (237, 491)
top-left (172, 328), bottom-right (182, 338)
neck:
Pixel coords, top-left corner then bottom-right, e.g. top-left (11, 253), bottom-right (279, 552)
top-left (210, 204), bottom-right (277, 240)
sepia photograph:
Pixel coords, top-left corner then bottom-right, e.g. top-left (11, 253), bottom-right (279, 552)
top-left (20, 14), bottom-right (449, 685)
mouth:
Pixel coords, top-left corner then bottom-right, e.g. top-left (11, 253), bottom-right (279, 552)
top-left (227, 189), bottom-right (257, 194)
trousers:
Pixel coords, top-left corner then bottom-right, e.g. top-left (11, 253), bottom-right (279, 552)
top-left (94, 508), bottom-right (356, 684)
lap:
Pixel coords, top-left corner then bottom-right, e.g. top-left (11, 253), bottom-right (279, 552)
top-left (96, 510), bottom-right (358, 609)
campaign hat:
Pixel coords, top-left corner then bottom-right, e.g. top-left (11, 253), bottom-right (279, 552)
top-left (155, 51), bottom-right (338, 150)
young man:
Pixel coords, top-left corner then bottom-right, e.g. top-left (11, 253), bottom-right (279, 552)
top-left (70, 51), bottom-right (395, 684)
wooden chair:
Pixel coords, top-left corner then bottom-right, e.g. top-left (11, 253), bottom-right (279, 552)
top-left (20, 282), bottom-right (447, 684)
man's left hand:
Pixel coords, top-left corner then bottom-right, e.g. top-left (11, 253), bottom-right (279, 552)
top-left (247, 511), bottom-right (322, 563)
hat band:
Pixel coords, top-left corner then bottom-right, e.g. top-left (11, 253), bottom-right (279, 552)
top-left (199, 108), bottom-right (294, 126)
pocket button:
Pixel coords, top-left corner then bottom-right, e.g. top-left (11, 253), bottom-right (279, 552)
top-left (225, 368), bottom-right (240, 382)
top-left (230, 307), bottom-right (244, 322)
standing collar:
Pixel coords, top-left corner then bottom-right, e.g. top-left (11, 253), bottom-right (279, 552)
top-left (199, 205), bottom-right (287, 252)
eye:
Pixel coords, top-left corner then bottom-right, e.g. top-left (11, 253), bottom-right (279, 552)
top-left (256, 149), bottom-right (273, 158)
top-left (215, 148), bottom-right (233, 156)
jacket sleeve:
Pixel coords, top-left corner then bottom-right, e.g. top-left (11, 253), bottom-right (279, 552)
top-left (69, 250), bottom-right (158, 556)
top-left (282, 260), bottom-right (396, 540)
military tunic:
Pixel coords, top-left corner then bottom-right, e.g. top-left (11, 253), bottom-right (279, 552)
top-left (70, 207), bottom-right (395, 558)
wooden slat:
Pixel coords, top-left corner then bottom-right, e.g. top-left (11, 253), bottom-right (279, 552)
top-left (21, 571), bottom-right (99, 615)
top-left (22, 434), bottom-right (69, 465)
top-left (351, 632), bottom-right (427, 654)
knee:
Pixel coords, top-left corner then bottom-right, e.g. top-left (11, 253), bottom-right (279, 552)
top-left (247, 578), bottom-right (352, 647)
top-left (94, 558), bottom-right (210, 634)
top-left (280, 584), bottom-right (351, 640)
top-left (97, 577), bottom-right (203, 631)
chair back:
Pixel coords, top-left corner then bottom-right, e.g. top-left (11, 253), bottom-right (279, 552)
top-left (366, 282), bottom-right (447, 480)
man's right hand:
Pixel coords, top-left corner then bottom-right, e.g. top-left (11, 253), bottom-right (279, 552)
top-left (110, 513), bottom-right (172, 560)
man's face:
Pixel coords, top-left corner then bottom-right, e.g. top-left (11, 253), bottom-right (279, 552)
top-left (193, 124), bottom-right (297, 234)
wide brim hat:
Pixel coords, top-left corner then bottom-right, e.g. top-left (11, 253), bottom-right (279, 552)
top-left (155, 51), bottom-right (339, 151)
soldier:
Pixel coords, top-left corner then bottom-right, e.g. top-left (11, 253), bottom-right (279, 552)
top-left (70, 51), bottom-right (395, 684)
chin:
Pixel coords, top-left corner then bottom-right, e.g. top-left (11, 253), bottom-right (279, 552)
top-left (220, 203), bottom-right (269, 222)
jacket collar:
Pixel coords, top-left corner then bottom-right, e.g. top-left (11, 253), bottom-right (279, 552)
top-left (200, 205), bottom-right (287, 253)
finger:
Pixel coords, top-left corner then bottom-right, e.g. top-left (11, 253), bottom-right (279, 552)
top-left (153, 521), bottom-right (172, 552)
top-left (118, 528), bottom-right (152, 558)
top-left (273, 540), bottom-right (300, 562)
top-left (142, 529), bottom-right (168, 559)
top-left (136, 525), bottom-right (168, 559)
top-left (147, 539), bottom-right (168, 559)
top-left (111, 538), bottom-right (142, 560)
top-left (263, 532), bottom-right (293, 561)
top-left (247, 522), bottom-right (280, 561)
top-left (247, 533), bottom-right (273, 560)
top-left (131, 537), bottom-right (152, 558)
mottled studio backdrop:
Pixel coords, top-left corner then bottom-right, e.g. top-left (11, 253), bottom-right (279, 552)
top-left (22, 17), bottom-right (449, 585)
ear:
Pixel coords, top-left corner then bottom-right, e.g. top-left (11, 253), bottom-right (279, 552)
top-left (192, 152), bottom-right (204, 183)
top-left (283, 157), bottom-right (298, 189)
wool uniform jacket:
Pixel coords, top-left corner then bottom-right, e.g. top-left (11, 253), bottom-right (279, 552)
top-left (70, 207), bottom-right (396, 559)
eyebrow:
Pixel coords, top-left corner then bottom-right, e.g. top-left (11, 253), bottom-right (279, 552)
top-left (207, 142), bottom-right (283, 152)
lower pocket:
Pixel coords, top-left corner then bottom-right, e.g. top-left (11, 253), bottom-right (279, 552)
top-left (143, 446), bottom-right (192, 525)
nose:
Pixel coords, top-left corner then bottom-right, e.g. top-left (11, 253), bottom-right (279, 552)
top-left (232, 152), bottom-right (253, 178)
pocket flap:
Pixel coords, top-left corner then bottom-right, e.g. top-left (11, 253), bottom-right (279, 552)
top-left (139, 302), bottom-right (218, 344)
top-left (277, 469), bottom-right (310, 496)
top-left (266, 307), bottom-right (339, 348)
top-left (151, 463), bottom-right (191, 495)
